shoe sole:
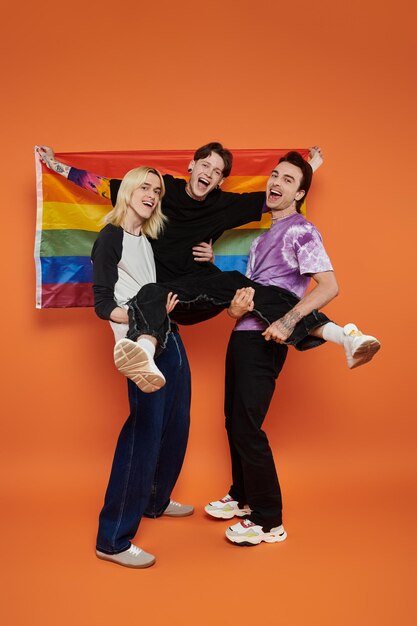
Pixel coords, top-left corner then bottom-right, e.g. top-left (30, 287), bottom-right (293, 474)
top-left (163, 509), bottom-right (194, 517)
top-left (226, 529), bottom-right (288, 546)
top-left (114, 339), bottom-right (165, 393)
top-left (96, 551), bottom-right (156, 568)
top-left (350, 338), bottom-right (381, 369)
top-left (205, 506), bottom-right (251, 519)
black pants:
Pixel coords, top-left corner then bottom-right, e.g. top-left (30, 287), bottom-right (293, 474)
top-left (225, 331), bottom-right (288, 530)
top-left (127, 270), bottom-right (330, 352)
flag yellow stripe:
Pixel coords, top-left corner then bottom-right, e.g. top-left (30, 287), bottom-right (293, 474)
top-left (42, 202), bottom-right (108, 231)
top-left (222, 175), bottom-right (268, 192)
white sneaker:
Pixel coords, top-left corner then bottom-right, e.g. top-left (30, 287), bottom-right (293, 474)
top-left (114, 338), bottom-right (165, 393)
top-left (343, 323), bottom-right (381, 369)
top-left (226, 519), bottom-right (287, 546)
top-left (204, 494), bottom-right (251, 519)
top-left (96, 543), bottom-right (156, 568)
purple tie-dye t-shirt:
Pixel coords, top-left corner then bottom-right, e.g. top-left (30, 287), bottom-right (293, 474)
top-left (235, 212), bottom-right (333, 331)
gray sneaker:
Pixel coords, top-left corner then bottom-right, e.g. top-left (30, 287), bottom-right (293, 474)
top-left (96, 544), bottom-right (156, 568)
top-left (163, 499), bottom-right (194, 517)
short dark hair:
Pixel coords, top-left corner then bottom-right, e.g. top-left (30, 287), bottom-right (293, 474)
top-left (278, 151), bottom-right (313, 212)
top-left (193, 142), bottom-right (233, 178)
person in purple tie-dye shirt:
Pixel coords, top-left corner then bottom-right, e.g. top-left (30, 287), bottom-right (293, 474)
top-left (205, 151), bottom-right (381, 547)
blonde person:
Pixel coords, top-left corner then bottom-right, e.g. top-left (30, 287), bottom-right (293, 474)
top-left (86, 166), bottom-right (211, 568)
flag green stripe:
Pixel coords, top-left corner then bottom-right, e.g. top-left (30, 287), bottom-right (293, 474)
top-left (39, 229), bottom-right (97, 257)
top-left (213, 229), bottom-right (267, 255)
top-left (40, 227), bottom-right (265, 258)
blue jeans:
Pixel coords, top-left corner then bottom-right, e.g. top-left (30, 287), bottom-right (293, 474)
top-left (96, 331), bottom-right (191, 554)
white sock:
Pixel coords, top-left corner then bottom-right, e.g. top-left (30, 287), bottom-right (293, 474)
top-left (321, 322), bottom-right (345, 346)
top-left (136, 338), bottom-right (156, 357)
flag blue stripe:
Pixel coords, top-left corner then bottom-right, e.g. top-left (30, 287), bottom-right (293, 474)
top-left (40, 256), bottom-right (93, 284)
top-left (40, 254), bottom-right (248, 285)
top-left (214, 255), bottom-right (249, 274)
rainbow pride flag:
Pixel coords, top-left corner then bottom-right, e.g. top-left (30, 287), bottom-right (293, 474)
top-left (35, 148), bottom-right (309, 308)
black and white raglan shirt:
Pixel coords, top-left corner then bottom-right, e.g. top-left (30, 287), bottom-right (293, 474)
top-left (91, 223), bottom-right (156, 342)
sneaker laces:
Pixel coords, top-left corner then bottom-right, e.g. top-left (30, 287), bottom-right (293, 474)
top-left (127, 545), bottom-right (142, 556)
top-left (169, 500), bottom-right (181, 507)
top-left (241, 519), bottom-right (256, 528)
top-left (343, 323), bottom-right (362, 338)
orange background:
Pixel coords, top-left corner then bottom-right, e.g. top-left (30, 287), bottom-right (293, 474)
top-left (1, 1), bottom-right (416, 624)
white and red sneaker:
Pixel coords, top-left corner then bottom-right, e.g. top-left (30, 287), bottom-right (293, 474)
top-left (225, 519), bottom-right (287, 546)
top-left (204, 494), bottom-right (251, 519)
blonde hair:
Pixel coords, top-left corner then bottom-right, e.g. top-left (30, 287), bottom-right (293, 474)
top-left (105, 166), bottom-right (167, 239)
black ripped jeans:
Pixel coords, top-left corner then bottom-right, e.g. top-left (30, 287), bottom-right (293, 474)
top-left (127, 270), bottom-right (330, 353)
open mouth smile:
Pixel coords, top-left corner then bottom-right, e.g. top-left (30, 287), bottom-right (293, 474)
top-left (268, 189), bottom-right (282, 200)
top-left (198, 177), bottom-right (210, 189)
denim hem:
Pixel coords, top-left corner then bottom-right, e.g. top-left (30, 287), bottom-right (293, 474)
top-left (286, 312), bottom-right (332, 351)
top-left (142, 505), bottom-right (169, 519)
top-left (248, 515), bottom-right (283, 531)
top-left (96, 541), bottom-right (131, 555)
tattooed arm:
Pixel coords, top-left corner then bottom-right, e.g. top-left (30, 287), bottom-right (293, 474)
top-left (262, 271), bottom-right (338, 342)
top-left (36, 145), bottom-right (71, 177)
top-left (35, 145), bottom-right (112, 200)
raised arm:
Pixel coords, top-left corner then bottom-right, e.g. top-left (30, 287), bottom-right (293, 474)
top-left (308, 146), bottom-right (324, 172)
top-left (35, 145), bottom-right (112, 201)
